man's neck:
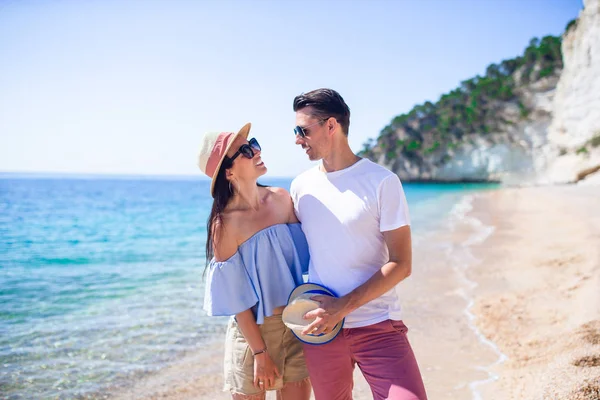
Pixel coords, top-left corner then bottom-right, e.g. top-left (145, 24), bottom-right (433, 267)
top-left (320, 146), bottom-right (361, 173)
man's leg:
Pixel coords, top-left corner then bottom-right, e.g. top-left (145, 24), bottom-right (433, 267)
top-left (302, 332), bottom-right (355, 400)
top-left (349, 320), bottom-right (427, 400)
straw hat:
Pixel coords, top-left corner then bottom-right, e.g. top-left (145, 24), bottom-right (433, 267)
top-left (282, 283), bottom-right (344, 345)
top-left (197, 123), bottom-right (251, 197)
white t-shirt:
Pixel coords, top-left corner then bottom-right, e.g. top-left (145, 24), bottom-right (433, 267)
top-left (290, 158), bottom-right (410, 328)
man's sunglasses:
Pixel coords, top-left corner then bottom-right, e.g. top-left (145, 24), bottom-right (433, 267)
top-left (229, 138), bottom-right (261, 163)
top-left (293, 117), bottom-right (330, 138)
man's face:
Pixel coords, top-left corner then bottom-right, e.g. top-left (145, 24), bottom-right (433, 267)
top-left (294, 107), bottom-right (329, 161)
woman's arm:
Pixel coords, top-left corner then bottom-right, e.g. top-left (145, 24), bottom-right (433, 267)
top-left (235, 309), bottom-right (267, 354)
top-left (235, 309), bottom-right (281, 389)
top-left (213, 204), bottom-right (281, 389)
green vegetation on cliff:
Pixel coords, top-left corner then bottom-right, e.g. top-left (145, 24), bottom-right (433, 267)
top-left (359, 27), bottom-right (570, 163)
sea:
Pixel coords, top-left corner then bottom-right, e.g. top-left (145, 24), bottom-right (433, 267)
top-left (0, 174), bottom-right (498, 399)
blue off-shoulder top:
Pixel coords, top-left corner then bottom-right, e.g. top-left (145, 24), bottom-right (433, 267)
top-left (203, 223), bottom-right (309, 324)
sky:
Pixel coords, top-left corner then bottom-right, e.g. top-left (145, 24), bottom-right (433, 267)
top-left (0, 0), bottom-right (583, 178)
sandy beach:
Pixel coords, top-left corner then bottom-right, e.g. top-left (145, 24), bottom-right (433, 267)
top-left (469, 185), bottom-right (600, 399)
top-left (109, 184), bottom-right (600, 400)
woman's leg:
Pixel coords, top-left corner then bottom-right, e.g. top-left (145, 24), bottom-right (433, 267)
top-left (276, 377), bottom-right (312, 400)
top-left (232, 392), bottom-right (266, 400)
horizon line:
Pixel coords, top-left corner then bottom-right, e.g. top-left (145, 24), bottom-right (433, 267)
top-left (0, 170), bottom-right (297, 180)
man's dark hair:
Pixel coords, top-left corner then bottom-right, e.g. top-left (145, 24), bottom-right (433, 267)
top-left (293, 88), bottom-right (351, 136)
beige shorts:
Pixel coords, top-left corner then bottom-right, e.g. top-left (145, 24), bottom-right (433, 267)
top-left (224, 314), bottom-right (309, 395)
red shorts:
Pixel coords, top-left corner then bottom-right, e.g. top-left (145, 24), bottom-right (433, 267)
top-left (303, 320), bottom-right (427, 400)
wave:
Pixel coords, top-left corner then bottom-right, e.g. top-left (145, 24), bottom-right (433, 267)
top-left (444, 194), bottom-right (508, 400)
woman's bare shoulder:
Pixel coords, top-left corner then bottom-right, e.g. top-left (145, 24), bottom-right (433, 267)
top-left (264, 186), bottom-right (297, 223)
top-left (265, 186), bottom-right (291, 201)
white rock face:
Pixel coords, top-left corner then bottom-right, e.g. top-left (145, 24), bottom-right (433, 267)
top-left (549, 0), bottom-right (600, 149)
top-left (543, 0), bottom-right (600, 183)
top-left (435, 83), bottom-right (557, 184)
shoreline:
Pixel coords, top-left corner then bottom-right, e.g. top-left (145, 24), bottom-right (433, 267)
top-left (446, 194), bottom-right (508, 399)
top-left (104, 186), bottom-right (494, 400)
top-left (104, 183), bottom-right (600, 400)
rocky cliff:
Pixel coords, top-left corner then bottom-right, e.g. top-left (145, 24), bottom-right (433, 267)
top-left (544, 0), bottom-right (600, 184)
top-left (361, 0), bottom-right (600, 185)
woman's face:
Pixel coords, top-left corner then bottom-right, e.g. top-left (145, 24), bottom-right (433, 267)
top-left (226, 135), bottom-right (267, 183)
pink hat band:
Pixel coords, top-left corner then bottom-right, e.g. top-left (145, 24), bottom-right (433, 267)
top-left (197, 123), bottom-right (251, 196)
top-left (198, 131), bottom-right (235, 179)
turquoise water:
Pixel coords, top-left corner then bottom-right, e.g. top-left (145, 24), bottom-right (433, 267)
top-left (0, 174), bottom-right (497, 399)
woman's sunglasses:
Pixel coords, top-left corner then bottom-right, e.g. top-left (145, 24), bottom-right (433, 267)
top-left (293, 117), bottom-right (330, 138)
top-left (229, 138), bottom-right (261, 163)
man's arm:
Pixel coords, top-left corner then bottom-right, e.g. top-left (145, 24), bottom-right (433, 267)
top-left (302, 224), bottom-right (412, 335)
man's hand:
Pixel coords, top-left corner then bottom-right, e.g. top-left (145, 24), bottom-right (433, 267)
top-left (301, 295), bottom-right (349, 336)
top-left (299, 226), bottom-right (412, 337)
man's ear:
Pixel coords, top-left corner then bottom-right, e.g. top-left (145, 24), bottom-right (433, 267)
top-left (328, 118), bottom-right (337, 136)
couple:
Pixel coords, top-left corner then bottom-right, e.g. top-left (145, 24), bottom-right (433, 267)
top-left (199, 89), bottom-right (428, 400)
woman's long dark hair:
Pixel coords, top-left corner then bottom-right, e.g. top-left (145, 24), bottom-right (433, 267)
top-left (205, 160), bottom-right (233, 265)
top-left (205, 157), bottom-right (266, 270)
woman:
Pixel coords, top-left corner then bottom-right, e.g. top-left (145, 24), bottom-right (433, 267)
top-left (198, 123), bottom-right (312, 400)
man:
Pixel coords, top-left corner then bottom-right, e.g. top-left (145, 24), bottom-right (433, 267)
top-left (290, 88), bottom-right (428, 400)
